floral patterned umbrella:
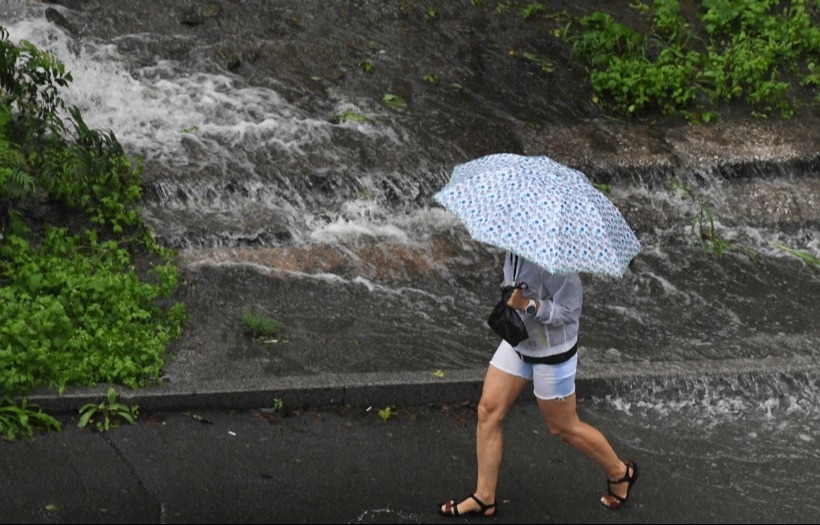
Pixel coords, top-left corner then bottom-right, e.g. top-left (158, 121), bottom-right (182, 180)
top-left (433, 153), bottom-right (642, 278)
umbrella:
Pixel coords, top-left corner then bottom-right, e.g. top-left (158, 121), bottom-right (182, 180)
top-left (433, 153), bottom-right (641, 278)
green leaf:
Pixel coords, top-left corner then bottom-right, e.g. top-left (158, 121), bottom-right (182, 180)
top-left (382, 93), bottom-right (407, 110)
top-left (774, 243), bottom-right (820, 267)
top-left (77, 409), bottom-right (94, 428)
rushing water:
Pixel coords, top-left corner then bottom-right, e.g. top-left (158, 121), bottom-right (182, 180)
top-left (3, 1), bottom-right (820, 466)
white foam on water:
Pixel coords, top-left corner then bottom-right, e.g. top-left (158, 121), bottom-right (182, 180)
top-left (10, 16), bottom-right (812, 265)
top-left (0, 1), bottom-right (32, 21)
top-left (310, 216), bottom-right (410, 244)
top-left (6, 15), bottom-right (441, 253)
top-left (309, 204), bottom-right (462, 246)
top-left (5, 18), bottom-right (341, 170)
top-left (592, 373), bottom-right (820, 461)
top-left (7, 8), bottom-right (819, 377)
top-left (624, 176), bottom-right (819, 262)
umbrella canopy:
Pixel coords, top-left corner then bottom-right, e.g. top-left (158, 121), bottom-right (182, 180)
top-left (433, 153), bottom-right (642, 278)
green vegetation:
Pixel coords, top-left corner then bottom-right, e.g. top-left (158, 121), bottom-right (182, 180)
top-left (592, 182), bottom-right (611, 194)
top-left (242, 310), bottom-right (281, 341)
top-left (398, 1), bottom-right (816, 122)
top-left (422, 73), bottom-right (440, 84)
top-left (382, 93), bottom-right (408, 110)
top-left (691, 205), bottom-right (734, 256)
top-left (378, 405), bottom-right (396, 421)
top-left (335, 109), bottom-right (368, 124)
top-left (77, 387), bottom-right (139, 432)
top-left (0, 27), bottom-right (185, 440)
top-left (495, 1), bottom-right (513, 15)
top-left (566, 0), bottom-right (820, 121)
top-left (521, 2), bottom-right (547, 20)
top-left (0, 397), bottom-right (61, 440)
top-left (668, 178), bottom-right (734, 256)
top-left (664, 178), bottom-right (816, 264)
top-left (1, 2), bottom-right (818, 438)
top-left (775, 242), bottom-right (820, 268)
top-left (509, 49), bottom-right (555, 73)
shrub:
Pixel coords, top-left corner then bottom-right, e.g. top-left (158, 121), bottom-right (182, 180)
top-left (0, 27), bottom-right (186, 440)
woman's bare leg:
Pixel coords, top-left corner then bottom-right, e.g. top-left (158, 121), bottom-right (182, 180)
top-left (441, 364), bottom-right (528, 516)
top-left (536, 393), bottom-right (631, 503)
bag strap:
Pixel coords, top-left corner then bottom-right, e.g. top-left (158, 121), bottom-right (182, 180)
top-left (511, 252), bottom-right (523, 282)
top-left (505, 252), bottom-right (528, 289)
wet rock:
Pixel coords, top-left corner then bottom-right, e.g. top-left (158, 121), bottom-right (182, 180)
top-left (44, 6), bottom-right (76, 34)
top-left (180, 2), bottom-right (222, 26)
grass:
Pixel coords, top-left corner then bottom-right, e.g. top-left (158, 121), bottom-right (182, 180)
top-left (774, 243), bottom-right (820, 268)
top-left (242, 310), bottom-right (281, 340)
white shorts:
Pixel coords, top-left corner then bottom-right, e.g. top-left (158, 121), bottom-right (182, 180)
top-left (489, 341), bottom-right (577, 400)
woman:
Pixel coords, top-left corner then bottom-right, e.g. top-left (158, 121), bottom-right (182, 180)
top-left (438, 251), bottom-right (638, 517)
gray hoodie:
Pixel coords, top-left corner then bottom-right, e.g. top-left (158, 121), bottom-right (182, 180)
top-left (502, 252), bottom-right (582, 357)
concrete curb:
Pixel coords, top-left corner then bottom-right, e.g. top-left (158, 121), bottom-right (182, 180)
top-left (25, 354), bottom-right (819, 415)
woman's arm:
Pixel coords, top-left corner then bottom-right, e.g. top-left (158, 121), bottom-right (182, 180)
top-left (507, 271), bottom-right (582, 325)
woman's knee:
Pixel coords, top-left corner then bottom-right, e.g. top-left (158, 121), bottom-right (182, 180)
top-left (544, 419), bottom-right (573, 439)
top-left (476, 397), bottom-right (507, 425)
top-left (538, 399), bottom-right (580, 439)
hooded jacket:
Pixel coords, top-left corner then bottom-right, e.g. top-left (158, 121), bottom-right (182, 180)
top-left (502, 252), bottom-right (582, 357)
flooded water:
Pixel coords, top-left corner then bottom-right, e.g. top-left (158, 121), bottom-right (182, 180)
top-left (3, 0), bottom-right (820, 443)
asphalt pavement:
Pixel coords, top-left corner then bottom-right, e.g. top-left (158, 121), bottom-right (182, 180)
top-left (4, 355), bottom-right (820, 524)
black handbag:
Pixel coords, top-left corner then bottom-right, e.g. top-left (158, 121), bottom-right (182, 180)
top-left (487, 253), bottom-right (529, 346)
top-left (487, 282), bottom-right (529, 346)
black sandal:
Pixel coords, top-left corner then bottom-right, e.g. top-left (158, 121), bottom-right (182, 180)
top-left (600, 460), bottom-right (639, 510)
top-left (439, 493), bottom-right (497, 517)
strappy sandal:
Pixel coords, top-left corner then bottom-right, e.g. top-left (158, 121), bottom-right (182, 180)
top-left (600, 460), bottom-right (639, 510)
top-left (439, 493), bottom-right (497, 517)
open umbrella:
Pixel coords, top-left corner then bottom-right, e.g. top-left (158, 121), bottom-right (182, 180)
top-left (433, 153), bottom-right (641, 278)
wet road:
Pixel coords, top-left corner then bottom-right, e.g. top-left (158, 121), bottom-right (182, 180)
top-left (5, 359), bottom-right (820, 524)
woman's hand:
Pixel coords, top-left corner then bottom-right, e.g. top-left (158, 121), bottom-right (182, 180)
top-left (506, 287), bottom-right (529, 311)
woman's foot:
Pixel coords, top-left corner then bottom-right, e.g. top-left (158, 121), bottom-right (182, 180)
top-left (439, 493), bottom-right (497, 517)
top-left (600, 460), bottom-right (639, 510)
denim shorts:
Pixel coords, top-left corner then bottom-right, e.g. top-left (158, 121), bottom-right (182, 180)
top-left (489, 341), bottom-right (577, 400)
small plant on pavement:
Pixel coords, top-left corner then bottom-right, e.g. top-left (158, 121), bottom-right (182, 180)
top-left (77, 387), bottom-right (139, 432)
top-left (0, 397), bottom-right (62, 441)
top-left (378, 406), bottom-right (396, 421)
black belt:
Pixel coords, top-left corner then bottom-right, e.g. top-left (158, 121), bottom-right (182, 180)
top-left (516, 344), bottom-right (577, 365)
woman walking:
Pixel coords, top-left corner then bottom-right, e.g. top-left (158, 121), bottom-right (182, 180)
top-left (438, 251), bottom-right (638, 517)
